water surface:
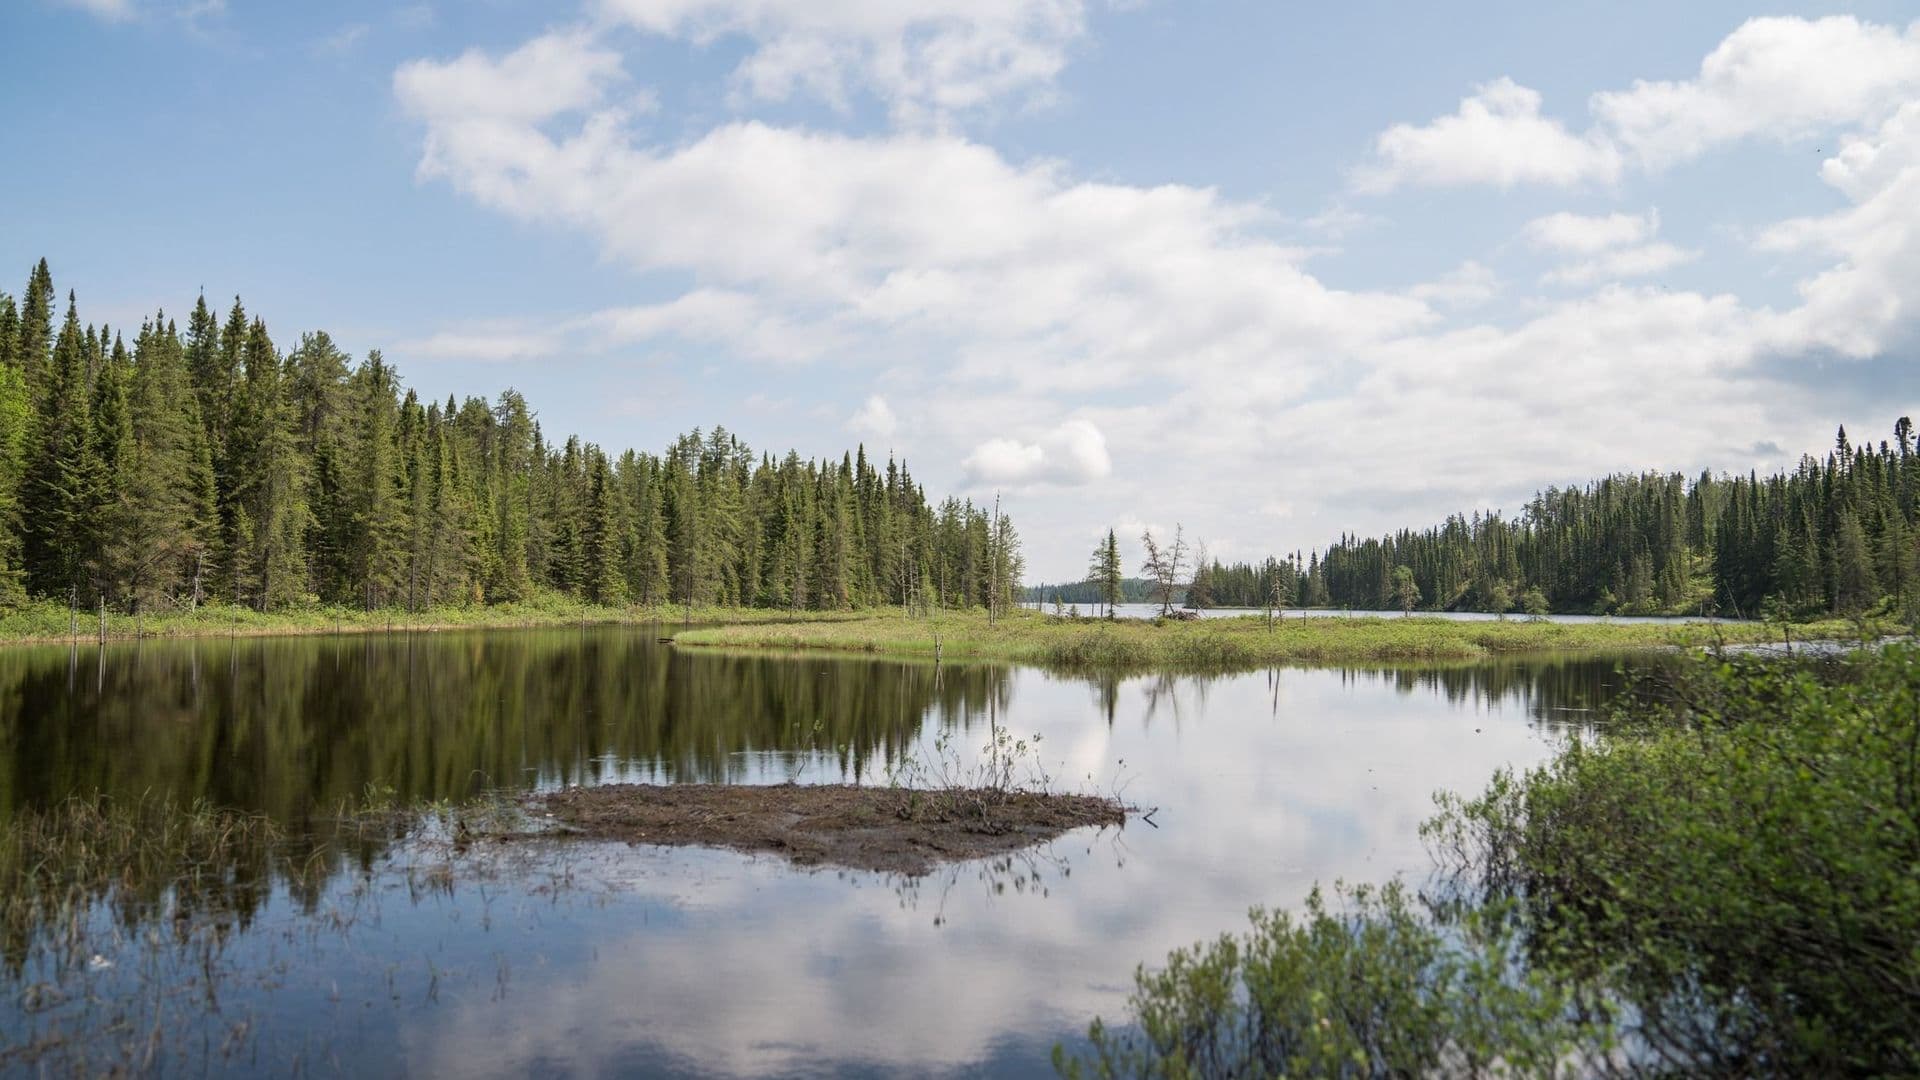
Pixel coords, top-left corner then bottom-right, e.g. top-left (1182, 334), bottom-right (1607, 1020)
top-left (0, 627), bottom-right (1642, 1077)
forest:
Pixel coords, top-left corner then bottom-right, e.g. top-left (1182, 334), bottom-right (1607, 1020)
top-left (0, 261), bottom-right (1022, 617)
top-left (1071, 425), bottom-right (1918, 620)
top-left (1299, 425), bottom-right (1917, 618)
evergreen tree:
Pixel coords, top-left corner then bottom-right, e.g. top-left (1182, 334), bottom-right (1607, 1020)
top-left (22, 294), bottom-right (106, 600)
top-left (1086, 528), bottom-right (1122, 617)
top-left (581, 448), bottom-right (622, 606)
top-left (0, 261), bottom-right (1023, 617)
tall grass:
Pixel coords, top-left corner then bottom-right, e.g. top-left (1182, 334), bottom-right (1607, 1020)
top-left (673, 607), bottom-right (1864, 669)
top-left (0, 593), bottom-right (875, 647)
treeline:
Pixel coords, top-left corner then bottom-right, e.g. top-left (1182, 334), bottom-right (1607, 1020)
top-left (0, 260), bottom-right (1021, 615)
top-left (1022, 577), bottom-right (1161, 606)
top-left (1300, 421), bottom-right (1919, 617)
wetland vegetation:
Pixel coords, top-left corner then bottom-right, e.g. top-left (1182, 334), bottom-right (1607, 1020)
top-left (1061, 643), bottom-right (1920, 1078)
top-left (670, 605), bottom-right (1878, 669)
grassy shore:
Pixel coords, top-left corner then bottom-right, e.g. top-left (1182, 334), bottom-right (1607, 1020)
top-left (672, 606), bottom-right (1882, 668)
top-left (0, 595), bottom-right (866, 647)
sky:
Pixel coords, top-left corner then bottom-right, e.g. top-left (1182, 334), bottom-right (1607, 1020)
top-left (4, 1), bottom-right (1919, 581)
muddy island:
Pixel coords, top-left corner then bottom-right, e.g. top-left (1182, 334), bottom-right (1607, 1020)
top-left (526, 783), bottom-right (1130, 876)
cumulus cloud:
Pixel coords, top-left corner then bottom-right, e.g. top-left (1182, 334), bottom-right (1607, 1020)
top-left (1593, 16), bottom-right (1920, 169)
top-left (1408, 261), bottom-right (1499, 308)
top-left (58, 0), bottom-right (135, 20)
top-left (1541, 242), bottom-right (1699, 287)
top-left (588, 289), bottom-right (845, 363)
top-left (1361, 17), bottom-right (1920, 192)
top-left (1354, 78), bottom-right (1623, 192)
top-left (393, 14), bottom-right (1920, 577)
top-left (389, 327), bottom-right (565, 363)
top-left (594, 0), bottom-right (1091, 124)
top-left (1520, 209), bottom-right (1698, 287)
top-left (394, 29), bottom-right (628, 127)
top-left (1757, 101), bottom-right (1920, 357)
top-left (847, 394), bottom-right (899, 441)
top-left (1523, 209), bottom-right (1658, 254)
top-left (963, 419), bottom-right (1111, 488)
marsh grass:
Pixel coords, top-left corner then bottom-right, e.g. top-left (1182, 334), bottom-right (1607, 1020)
top-left (673, 607), bottom-right (1876, 670)
top-left (0, 592), bottom-right (875, 647)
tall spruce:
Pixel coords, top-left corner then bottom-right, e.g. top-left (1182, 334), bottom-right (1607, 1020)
top-left (0, 261), bottom-right (1019, 617)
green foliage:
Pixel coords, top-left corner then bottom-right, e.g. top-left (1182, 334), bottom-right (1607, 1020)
top-left (1304, 427), bottom-right (1920, 620)
top-left (1065, 645), bottom-right (1920, 1079)
top-left (671, 607), bottom-right (1839, 669)
top-left (1057, 882), bottom-right (1604, 1079)
top-left (0, 261), bottom-right (1016, 616)
top-left (1437, 644), bottom-right (1920, 1074)
top-left (1390, 565), bottom-right (1420, 614)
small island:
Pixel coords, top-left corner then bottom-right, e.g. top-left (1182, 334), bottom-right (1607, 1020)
top-left (527, 782), bottom-right (1130, 876)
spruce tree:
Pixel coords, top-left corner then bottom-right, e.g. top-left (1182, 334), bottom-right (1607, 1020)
top-left (23, 294), bottom-right (106, 600)
top-left (581, 448), bottom-right (622, 606)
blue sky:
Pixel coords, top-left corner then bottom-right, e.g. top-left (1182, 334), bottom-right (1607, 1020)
top-left (4, 0), bottom-right (1919, 579)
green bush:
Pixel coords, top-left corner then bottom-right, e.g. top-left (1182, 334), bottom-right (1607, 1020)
top-left (1065, 645), bottom-right (1920, 1077)
top-left (1438, 644), bottom-right (1920, 1075)
top-left (1056, 882), bottom-right (1605, 1078)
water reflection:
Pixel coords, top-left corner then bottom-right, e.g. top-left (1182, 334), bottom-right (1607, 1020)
top-left (0, 628), bottom-right (1651, 1077)
top-left (0, 628), bottom-right (1015, 821)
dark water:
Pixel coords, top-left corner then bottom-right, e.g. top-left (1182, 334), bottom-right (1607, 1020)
top-left (0, 627), bottom-right (1644, 1077)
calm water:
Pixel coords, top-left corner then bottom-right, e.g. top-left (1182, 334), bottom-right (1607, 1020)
top-left (1037, 601), bottom-right (1742, 625)
top-left (0, 628), bottom-right (1642, 1077)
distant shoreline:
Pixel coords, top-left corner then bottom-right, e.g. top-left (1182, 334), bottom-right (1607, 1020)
top-left (672, 608), bottom-right (1882, 669)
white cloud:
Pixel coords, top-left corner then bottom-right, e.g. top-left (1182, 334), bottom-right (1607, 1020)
top-left (1757, 101), bottom-right (1920, 357)
top-left (314, 22), bottom-right (370, 56)
top-left (395, 30), bottom-right (626, 127)
top-left (594, 0), bottom-right (1091, 125)
top-left (1523, 209), bottom-right (1658, 254)
top-left (589, 289), bottom-right (845, 363)
top-left (391, 327), bottom-right (564, 363)
top-left (1354, 78), bottom-right (1623, 192)
top-left (55, 0), bottom-right (228, 23)
top-left (963, 419), bottom-right (1111, 488)
top-left (1523, 209), bottom-right (1696, 287)
top-left (393, 18), bottom-right (1920, 579)
top-left (1593, 16), bottom-right (1920, 169)
top-left (1408, 260), bottom-right (1499, 308)
top-left (1541, 242), bottom-right (1699, 286)
top-left (1362, 18), bottom-right (1920, 193)
top-left (847, 394), bottom-right (898, 441)
top-left (57, 0), bottom-right (136, 20)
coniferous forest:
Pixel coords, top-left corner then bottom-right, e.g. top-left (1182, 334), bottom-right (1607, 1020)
top-left (1032, 422), bottom-right (1920, 622)
top-left (0, 261), bottom-right (1022, 616)
top-left (1300, 423), bottom-right (1919, 618)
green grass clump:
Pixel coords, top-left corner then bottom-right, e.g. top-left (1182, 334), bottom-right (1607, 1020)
top-left (674, 607), bottom-right (1868, 670)
top-left (0, 594), bottom-right (874, 647)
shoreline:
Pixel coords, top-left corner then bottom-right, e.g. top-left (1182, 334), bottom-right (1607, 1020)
top-left (670, 608), bottom-right (1888, 668)
top-left (0, 599), bottom-right (869, 649)
top-left (0, 599), bottom-right (1891, 667)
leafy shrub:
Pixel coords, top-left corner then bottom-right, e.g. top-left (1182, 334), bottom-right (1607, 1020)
top-left (1065, 645), bottom-right (1920, 1077)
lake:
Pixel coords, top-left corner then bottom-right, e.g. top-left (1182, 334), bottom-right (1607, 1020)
top-left (0, 627), bottom-right (1642, 1077)
top-left (1033, 601), bottom-right (1743, 625)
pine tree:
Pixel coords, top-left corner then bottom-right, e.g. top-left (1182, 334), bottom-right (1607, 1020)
top-left (0, 349), bottom-right (27, 603)
top-left (347, 351), bottom-right (409, 608)
top-left (119, 319), bottom-right (209, 609)
top-left (16, 260), bottom-right (53, 405)
top-left (23, 294), bottom-right (107, 600)
top-left (1086, 528), bottom-right (1122, 617)
top-left (581, 448), bottom-right (622, 606)
top-left (1832, 510), bottom-right (1877, 615)
top-left (226, 319), bottom-right (308, 610)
